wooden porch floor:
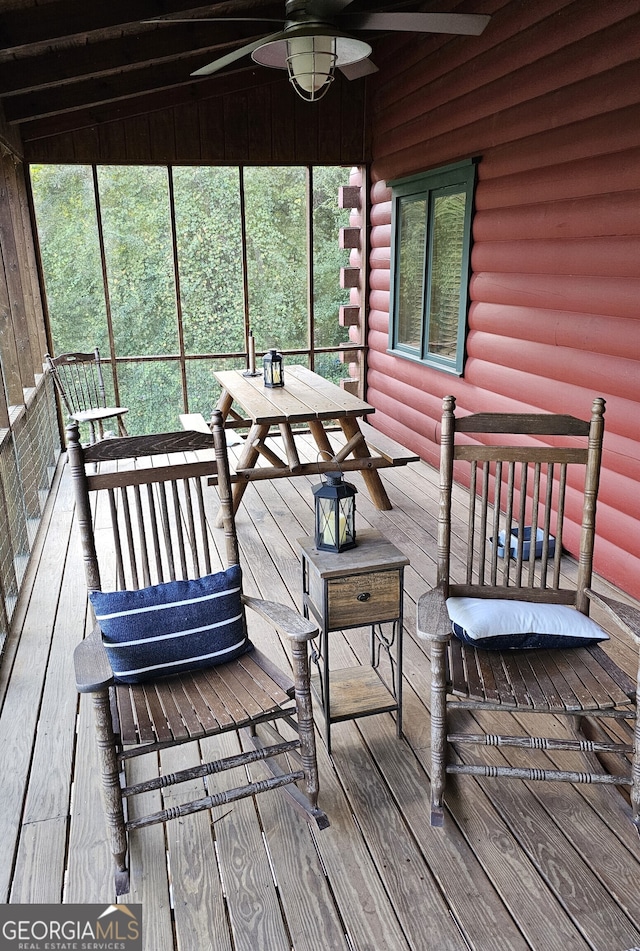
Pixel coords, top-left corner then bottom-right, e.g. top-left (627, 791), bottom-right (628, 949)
top-left (2, 429), bottom-right (640, 951)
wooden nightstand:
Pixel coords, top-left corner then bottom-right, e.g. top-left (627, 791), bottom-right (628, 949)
top-left (297, 529), bottom-right (408, 754)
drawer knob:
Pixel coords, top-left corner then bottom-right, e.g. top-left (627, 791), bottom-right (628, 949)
top-left (357, 592), bottom-right (371, 602)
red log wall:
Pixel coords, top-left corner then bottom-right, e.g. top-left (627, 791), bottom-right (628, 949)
top-left (365, 0), bottom-right (640, 598)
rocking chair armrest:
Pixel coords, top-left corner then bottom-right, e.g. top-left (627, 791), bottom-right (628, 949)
top-left (417, 585), bottom-right (453, 643)
top-left (585, 588), bottom-right (640, 645)
top-left (74, 623), bottom-right (115, 693)
top-left (242, 594), bottom-right (318, 642)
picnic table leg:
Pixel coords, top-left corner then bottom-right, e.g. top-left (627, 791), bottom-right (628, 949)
top-left (338, 417), bottom-right (393, 511)
top-left (308, 419), bottom-right (335, 464)
top-left (214, 422), bottom-right (269, 527)
top-left (215, 389), bottom-right (234, 417)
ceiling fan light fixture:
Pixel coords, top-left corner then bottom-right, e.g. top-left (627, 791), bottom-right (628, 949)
top-left (252, 24), bottom-right (372, 102)
top-left (286, 34), bottom-right (336, 101)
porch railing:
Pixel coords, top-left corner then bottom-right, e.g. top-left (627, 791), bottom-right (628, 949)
top-left (0, 372), bottom-right (61, 652)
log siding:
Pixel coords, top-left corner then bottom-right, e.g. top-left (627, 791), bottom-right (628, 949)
top-left (365, 1), bottom-right (640, 599)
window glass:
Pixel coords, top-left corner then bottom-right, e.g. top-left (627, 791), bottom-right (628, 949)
top-left (396, 197), bottom-right (427, 351)
top-left (427, 189), bottom-right (466, 362)
top-left (390, 160), bottom-right (476, 375)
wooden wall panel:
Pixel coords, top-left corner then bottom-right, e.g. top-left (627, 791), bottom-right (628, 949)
top-left (23, 73), bottom-right (368, 167)
top-left (366, 0), bottom-right (640, 598)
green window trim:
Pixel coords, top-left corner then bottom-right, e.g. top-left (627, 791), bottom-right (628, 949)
top-left (388, 159), bottom-right (477, 376)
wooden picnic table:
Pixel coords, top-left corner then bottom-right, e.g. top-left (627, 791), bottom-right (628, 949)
top-left (205, 364), bottom-right (417, 517)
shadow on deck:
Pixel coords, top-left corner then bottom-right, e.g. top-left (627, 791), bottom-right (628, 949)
top-left (2, 431), bottom-right (640, 951)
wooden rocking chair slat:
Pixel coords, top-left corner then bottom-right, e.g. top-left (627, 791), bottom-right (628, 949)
top-left (163, 678), bottom-right (209, 738)
top-left (114, 683), bottom-right (139, 743)
top-left (525, 650), bottom-right (563, 709)
top-left (484, 650), bottom-right (515, 705)
top-left (586, 643), bottom-right (637, 697)
top-left (534, 651), bottom-right (585, 711)
top-left (154, 680), bottom-right (191, 741)
top-left (141, 684), bottom-right (175, 743)
top-left (175, 672), bottom-right (227, 733)
top-left (500, 652), bottom-right (533, 707)
top-left (129, 684), bottom-right (155, 743)
top-left (512, 652), bottom-right (548, 708)
top-left (230, 657), bottom-right (294, 711)
top-left (238, 650), bottom-right (294, 701)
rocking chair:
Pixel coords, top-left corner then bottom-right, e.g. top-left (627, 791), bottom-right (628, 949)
top-left (46, 348), bottom-right (129, 443)
top-left (417, 395), bottom-right (640, 827)
top-left (69, 409), bottom-right (327, 895)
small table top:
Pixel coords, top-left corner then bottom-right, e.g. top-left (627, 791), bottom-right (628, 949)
top-left (297, 528), bottom-right (410, 579)
top-left (214, 364), bottom-right (376, 426)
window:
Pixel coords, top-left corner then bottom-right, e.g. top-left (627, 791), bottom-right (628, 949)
top-left (389, 159), bottom-right (477, 375)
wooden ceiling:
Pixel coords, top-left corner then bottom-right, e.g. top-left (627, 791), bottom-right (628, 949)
top-left (0, 0), bottom-right (397, 145)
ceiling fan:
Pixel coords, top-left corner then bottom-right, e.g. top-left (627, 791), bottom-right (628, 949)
top-left (150, 1), bottom-right (491, 101)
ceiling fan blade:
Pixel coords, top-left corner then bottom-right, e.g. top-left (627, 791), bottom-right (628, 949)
top-left (341, 12), bottom-right (491, 36)
top-left (339, 57), bottom-right (379, 80)
top-left (144, 16), bottom-right (284, 25)
top-left (191, 30), bottom-right (286, 77)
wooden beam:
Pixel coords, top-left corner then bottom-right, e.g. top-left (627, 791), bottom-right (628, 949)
top-left (0, 1), bottom-right (281, 48)
top-left (0, 22), bottom-right (271, 96)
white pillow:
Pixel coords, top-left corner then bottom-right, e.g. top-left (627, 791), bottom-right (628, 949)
top-left (446, 597), bottom-right (608, 650)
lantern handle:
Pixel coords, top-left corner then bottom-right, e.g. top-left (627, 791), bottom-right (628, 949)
top-left (315, 449), bottom-right (344, 484)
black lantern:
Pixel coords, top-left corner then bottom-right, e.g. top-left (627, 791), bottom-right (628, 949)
top-left (263, 348), bottom-right (284, 387)
top-left (312, 472), bottom-right (357, 552)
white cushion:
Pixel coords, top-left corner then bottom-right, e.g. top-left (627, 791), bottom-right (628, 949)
top-left (446, 597), bottom-right (608, 650)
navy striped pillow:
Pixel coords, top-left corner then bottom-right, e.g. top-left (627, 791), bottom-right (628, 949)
top-left (90, 565), bottom-right (252, 684)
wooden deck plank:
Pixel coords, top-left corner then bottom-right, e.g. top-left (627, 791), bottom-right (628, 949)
top-left (10, 499), bottom-right (86, 901)
top-left (461, 708), bottom-right (640, 949)
top-left (327, 617), bottom-right (580, 951)
top-left (64, 689), bottom-right (117, 902)
top-left (329, 715), bottom-right (476, 951)
top-left (355, 701), bottom-right (534, 951)
top-left (160, 738), bottom-right (236, 951)
top-left (124, 754), bottom-right (174, 951)
top-left (248, 757), bottom-right (351, 951)
top-left (0, 466), bottom-right (76, 902)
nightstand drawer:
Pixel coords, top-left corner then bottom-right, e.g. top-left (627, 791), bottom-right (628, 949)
top-left (326, 569), bottom-right (401, 628)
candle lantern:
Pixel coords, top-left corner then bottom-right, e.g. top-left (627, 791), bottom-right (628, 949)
top-left (263, 348), bottom-right (284, 387)
top-left (313, 472), bottom-right (357, 552)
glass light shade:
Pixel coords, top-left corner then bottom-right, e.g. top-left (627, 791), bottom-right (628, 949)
top-left (252, 29), bottom-right (372, 103)
top-left (263, 348), bottom-right (284, 387)
top-left (313, 472), bottom-right (357, 553)
top-left (286, 35), bottom-right (336, 101)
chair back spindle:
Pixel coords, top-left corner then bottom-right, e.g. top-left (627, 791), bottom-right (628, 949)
top-left (67, 419), bottom-right (231, 594)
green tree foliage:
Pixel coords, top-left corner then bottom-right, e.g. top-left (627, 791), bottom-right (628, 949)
top-left (98, 166), bottom-right (178, 358)
top-left (313, 166), bottom-right (351, 350)
top-left (30, 165), bottom-right (108, 355)
top-left (173, 166), bottom-right (245, 355)
top-left (244, 166), bottom-right (308, 352)
top-left (31, 162), bottom-right (355, 432)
